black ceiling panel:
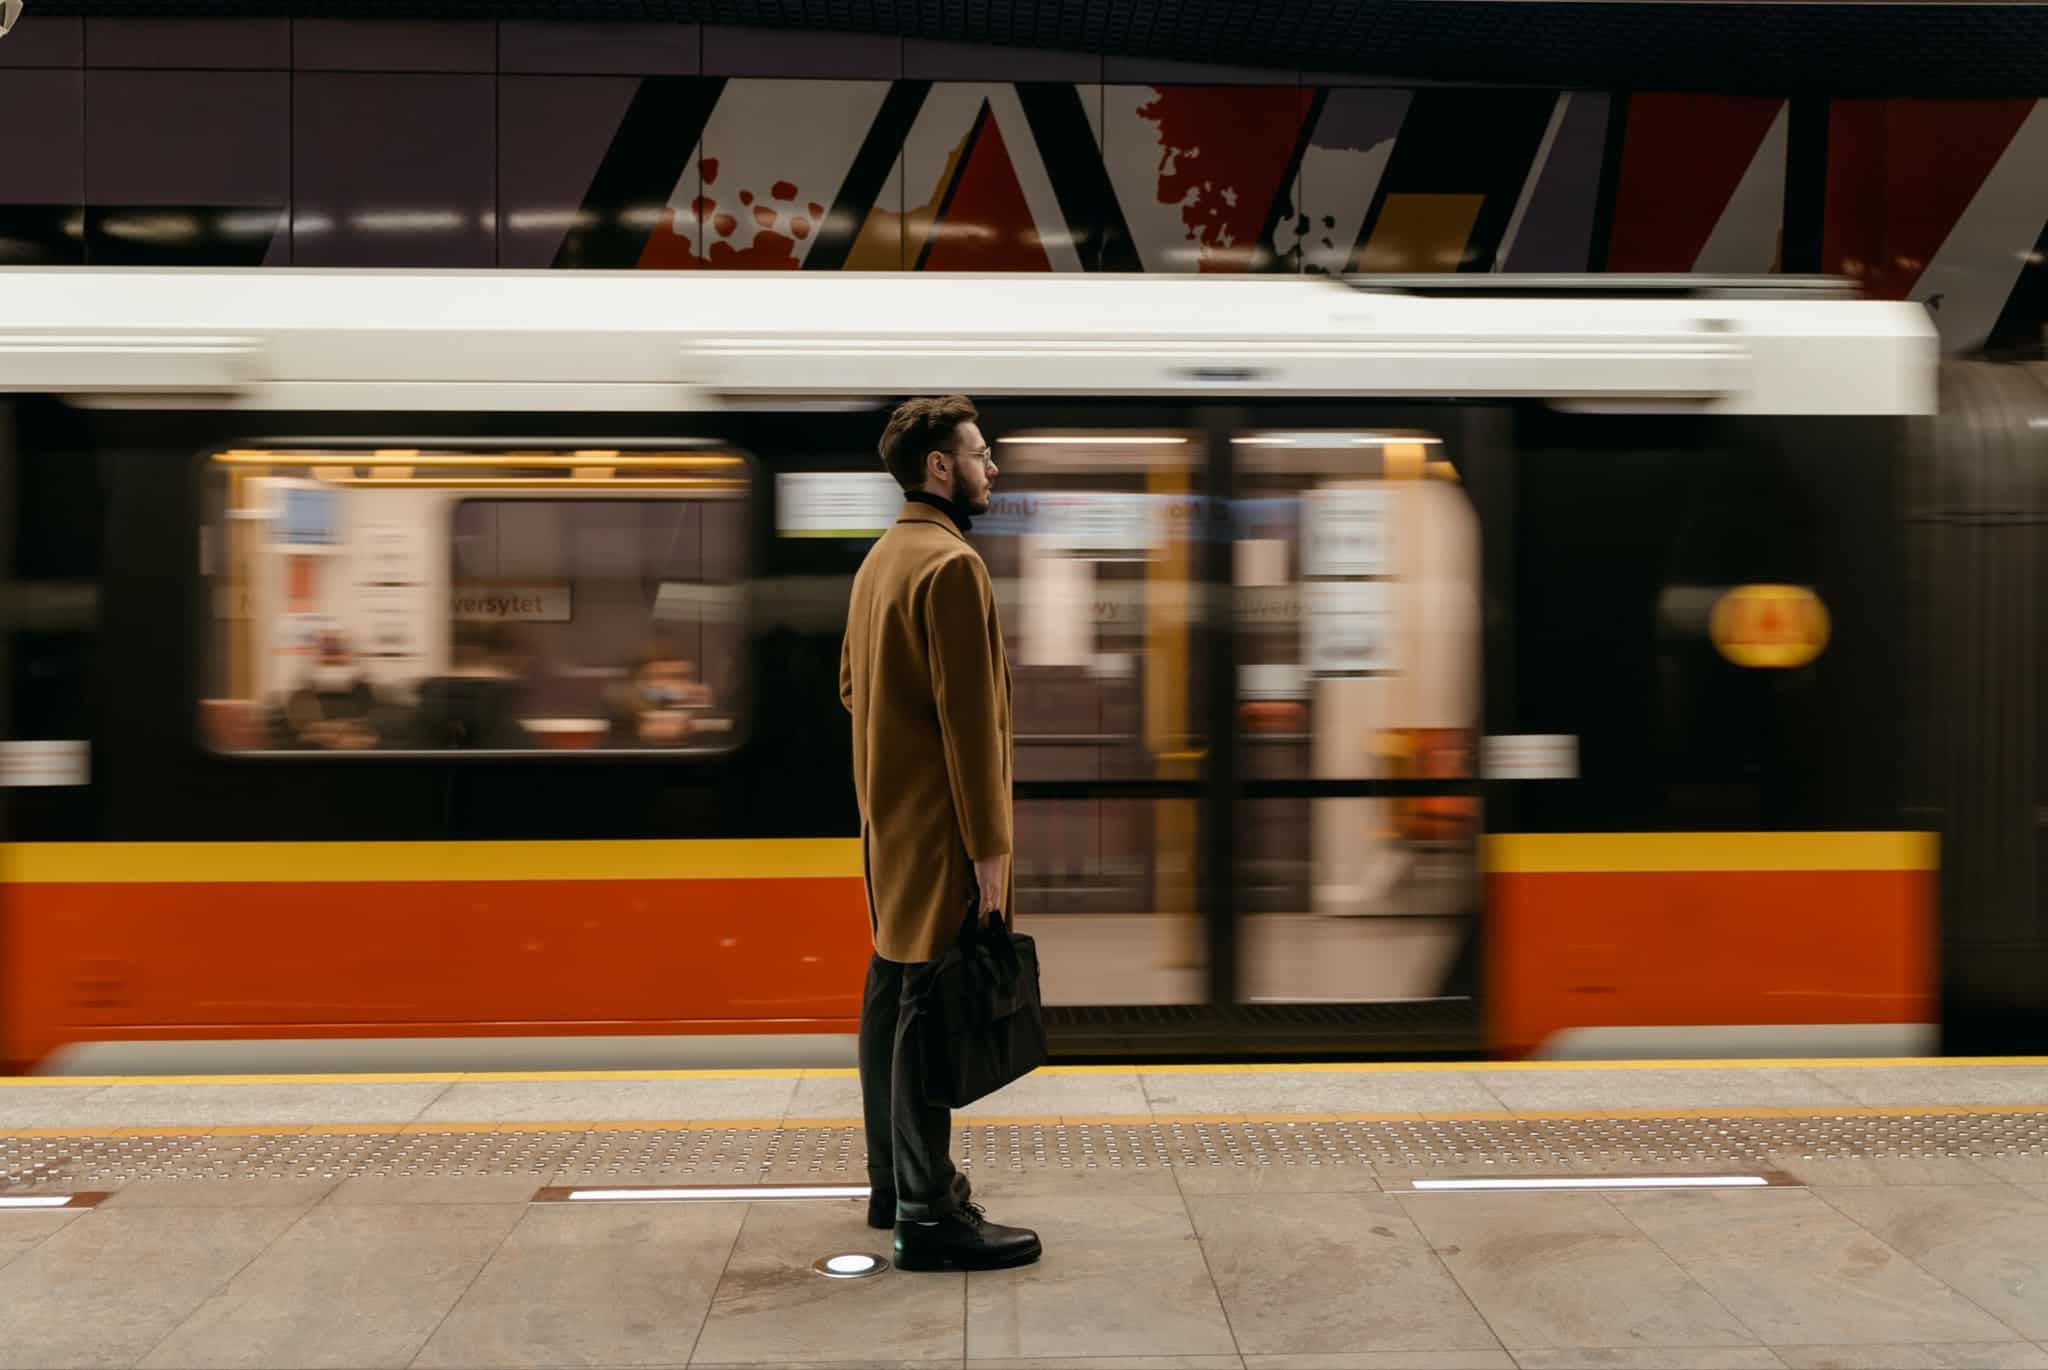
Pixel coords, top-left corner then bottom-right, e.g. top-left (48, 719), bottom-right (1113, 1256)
top-left (24, 3), bottom-right (2048, 97)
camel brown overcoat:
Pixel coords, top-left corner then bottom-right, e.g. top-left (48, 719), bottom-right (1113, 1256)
top-left (840, 500), bottom-right (1013, 963)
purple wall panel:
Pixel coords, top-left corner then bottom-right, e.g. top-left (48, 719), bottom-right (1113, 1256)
top-left (84, 19), bottom-right (289, 70)
top-left (498, 76), bottom-right (643, 268)
top-left (903, 37), bottom-right (1098, 82)
top-left (84, 70), bottom-right (288, 265)
top-left (499, 22), bottom-right (699, 75)
top-left (1, 71), bottom-right (82, 204)
top-left (0, 16), bottom-right (82, 66)
top-left (293, 20), bottom-right (494, 73)
top-left (294, 73), bottom-right (497, 267)
top-left (701, 25), bottom-right (901, 79)
top-left (0, 69), bottom-right (84, 264)
top-left (87, 70), bottom-right (288, 204)
top-left (1101, 53), bottom-right (1300, 85)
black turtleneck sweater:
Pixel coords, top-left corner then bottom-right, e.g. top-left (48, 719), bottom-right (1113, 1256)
top-left (904, 489), bottom-right (973, 533)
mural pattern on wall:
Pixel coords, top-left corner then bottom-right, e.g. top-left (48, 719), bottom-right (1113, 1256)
top-left (5, 52), bottom-right (2048, 354)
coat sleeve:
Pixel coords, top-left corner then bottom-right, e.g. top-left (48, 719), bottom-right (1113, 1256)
top-left (838, 629), bottom-right (854, 714)
top-left (922, 552), bottom-right (1012, 861)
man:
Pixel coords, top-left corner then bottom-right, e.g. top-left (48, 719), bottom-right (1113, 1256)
top-left (840, 395), bottom-right (1042, 1272)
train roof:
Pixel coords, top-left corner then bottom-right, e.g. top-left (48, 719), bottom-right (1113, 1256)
top-left (0, 269), bottom-right (1936, 416)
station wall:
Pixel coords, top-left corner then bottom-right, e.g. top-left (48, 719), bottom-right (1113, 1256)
top-left (3, 18), bottom-right (2044, 353)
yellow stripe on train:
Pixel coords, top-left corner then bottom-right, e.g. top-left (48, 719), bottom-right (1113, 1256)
top-left (1485, 831), bottom-right (1937, 874)
top-left (0, 838), bottom-right (864, 885)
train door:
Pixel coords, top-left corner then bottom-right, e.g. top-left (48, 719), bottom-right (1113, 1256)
top-left (981, 412), bottom-right (1492, 1055)
top-left (971, 427), bottom-right (1214, 1009)
top-left (1227, 427), bottom-right (1484, 1026)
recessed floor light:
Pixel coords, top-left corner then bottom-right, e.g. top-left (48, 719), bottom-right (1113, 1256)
top-left (814, 1252), bottom-right (886, 1279)
top-left (535, 1183), bottom-right (871, 1204)
top-left (0, 1193), bottom-right (107, 1209)
top-left (1406, 1175), bottom-right (1776, 1192)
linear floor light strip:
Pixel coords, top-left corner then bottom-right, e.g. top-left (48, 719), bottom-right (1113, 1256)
top-left (1408, 1175), bottom-right (1773, 1192)
top-left (556, 1184), bottom-right (870, 1203)
top-left (0, 1195), bottom-right (91, 1209)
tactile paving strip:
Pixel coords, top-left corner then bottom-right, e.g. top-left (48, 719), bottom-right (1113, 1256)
top-left (5, 1113), bottom-right (2048, 1190)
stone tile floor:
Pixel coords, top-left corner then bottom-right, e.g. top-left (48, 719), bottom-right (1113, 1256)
top-left (1, 1061), bottom-right (2045, 1369)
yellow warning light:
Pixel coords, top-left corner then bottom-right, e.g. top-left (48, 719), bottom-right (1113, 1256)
top-left (1710, 584), bottom-right (1831, 669)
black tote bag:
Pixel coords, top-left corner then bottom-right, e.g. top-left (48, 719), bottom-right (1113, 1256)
top-left (907, 902), bottom-right (1048, 1109)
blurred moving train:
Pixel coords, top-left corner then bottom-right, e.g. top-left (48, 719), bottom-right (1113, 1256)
top-left (0, 268), bottom-right (2041, 1073)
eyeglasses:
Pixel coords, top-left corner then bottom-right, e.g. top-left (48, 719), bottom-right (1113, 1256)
top-left (953, 446), bottom-right (995, 464)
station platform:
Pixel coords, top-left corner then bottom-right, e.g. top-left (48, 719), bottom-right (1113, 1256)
top-left (4, 1058), bottom-right (2048, 1370)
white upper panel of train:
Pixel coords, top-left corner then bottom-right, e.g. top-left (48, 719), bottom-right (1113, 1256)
top-left (0, 269), bottom-right (1937, 415)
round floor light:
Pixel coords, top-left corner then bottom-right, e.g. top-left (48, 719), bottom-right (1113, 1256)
top-left (813, 1252), bottom-right (886, 1279)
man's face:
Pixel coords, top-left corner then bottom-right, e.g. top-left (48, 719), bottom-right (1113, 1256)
top-left (949, 421), bottom-right (998, 515)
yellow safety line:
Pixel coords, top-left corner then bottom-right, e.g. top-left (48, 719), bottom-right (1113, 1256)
top-left (12, 1101), bottom-right (2048, 1142)
top-left (4, 1056), bottom-right (2044, 1088)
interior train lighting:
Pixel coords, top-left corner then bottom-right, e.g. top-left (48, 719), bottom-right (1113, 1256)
top-left (1408, 1175), bottom-right (1773, 1192)
top-left (1231, 433), bottom-right (1443, 447)
top-left (212, 451), bottom-right (741, 468)
top-left (997, 435), bottom-right (1188, 445)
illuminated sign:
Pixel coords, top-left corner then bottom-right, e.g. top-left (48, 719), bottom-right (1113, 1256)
top-left (1709, 584), bottom-right (1830, 669)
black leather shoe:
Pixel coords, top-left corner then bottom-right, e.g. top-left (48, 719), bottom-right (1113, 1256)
top-left (892, 1203), bottom-right (1042, 1271)
top-left (867, 1172), bottom-right (971, 1230)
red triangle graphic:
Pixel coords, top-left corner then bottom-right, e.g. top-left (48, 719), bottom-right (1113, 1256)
top-left (1605, 96), bottom-right (1785, 273)
top-left (1825, 99), bottom-right (2036, 300)
top-left (923, 109), bottom-right (1054, 272)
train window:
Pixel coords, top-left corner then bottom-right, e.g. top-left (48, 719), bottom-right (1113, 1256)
top-left (978, 429), bottom-right (1210, 999)
top-left (1233, 430), bottom-right (1481, 1004)
top-left (198, 445), bottom-right (750, 755)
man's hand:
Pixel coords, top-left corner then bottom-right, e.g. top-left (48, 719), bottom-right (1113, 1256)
top-left (973, 855), bottom-right (1007, 920)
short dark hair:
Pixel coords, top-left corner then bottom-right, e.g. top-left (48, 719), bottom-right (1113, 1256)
top-left (878, 395), bottom-right (978, 492)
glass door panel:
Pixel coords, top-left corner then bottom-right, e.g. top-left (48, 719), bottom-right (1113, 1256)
top-left (1231, 429), bottom-right (1482, 1005)
top-left (977, 430), bottom-right (1208, 1004)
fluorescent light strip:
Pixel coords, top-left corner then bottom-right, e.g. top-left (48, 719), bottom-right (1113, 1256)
top-left (997, 436), bottom-right (1188, 445)
top-left (566, 1184), bottom-right (869, 1203)
top-left (1410, 1175), bottom-right (1770, 1192)
top-left (1231, 433), bottom-right (1444, 447)
top-left (0, 1196), bottom-right (77, 1209)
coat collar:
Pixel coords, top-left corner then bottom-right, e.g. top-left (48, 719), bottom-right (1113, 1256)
top-left (896, 499), bottom-right (969, 544)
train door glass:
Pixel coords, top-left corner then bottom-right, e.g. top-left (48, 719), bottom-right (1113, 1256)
top-left (978, 430), bottom-right (1208, 1005)
top-left (1231, 430), bottom-right (1482, 1004)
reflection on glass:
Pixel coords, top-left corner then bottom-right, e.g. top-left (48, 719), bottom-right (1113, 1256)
top-left (199, 449), bottom-right (747, 754)
top-left (983, 431), bottom-right (1207, 984)
top-left (1239, 801), bottom-right (1476, 1003)
top-left (1235, 430), bottom-right (1482, 1003)
top-left (983, 431), bottom-right (1207, 774)
top-left (1012, 797), bottom-right (1203, 1006)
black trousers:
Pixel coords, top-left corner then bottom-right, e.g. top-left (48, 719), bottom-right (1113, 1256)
top-left (859, 954), bottom-right (961, 1221)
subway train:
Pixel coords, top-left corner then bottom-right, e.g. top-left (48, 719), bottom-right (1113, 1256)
top-left (0, 268), bottom-right (2040, 1074)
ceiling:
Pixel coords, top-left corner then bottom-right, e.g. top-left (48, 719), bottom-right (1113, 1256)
top-left (26, 1), bottom-right (2048, 96)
